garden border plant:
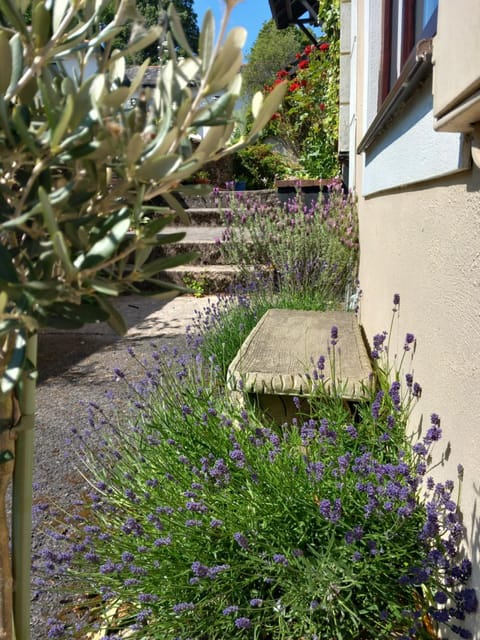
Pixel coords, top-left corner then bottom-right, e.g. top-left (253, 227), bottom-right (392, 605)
top-left (34, 294), bottom-right (477, 639)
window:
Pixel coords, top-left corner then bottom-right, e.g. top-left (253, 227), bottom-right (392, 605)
top-left (380, 0), bottom-right (438, 104)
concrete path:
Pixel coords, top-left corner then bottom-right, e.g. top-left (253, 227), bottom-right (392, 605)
top-left (32, 294), bottom-right (215, 637)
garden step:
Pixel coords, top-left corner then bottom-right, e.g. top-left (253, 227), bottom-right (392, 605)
top-left (159, 264), bottom-right (242, 295)
top-left (174, 207), bottom-right (227, 226)
top-left (182, 188), bottom-right (279, 210)
top-left (154, 225), bottom-right (231, 265)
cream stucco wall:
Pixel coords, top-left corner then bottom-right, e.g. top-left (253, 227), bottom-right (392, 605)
top-left (356, 169), bottom-right (480, 635)
top-left (352, 1), bottom-right (480, 636)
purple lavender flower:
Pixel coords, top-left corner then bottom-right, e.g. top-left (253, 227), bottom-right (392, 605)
top-left (306, 460), bottom-right (324, 481)
top-left (223, 605), bottom-right (239, 615)
top-left (404, 333), bottom-right (415, 350)
top-left (330, 325), bottom-right (338, 345)
top-left (345, 424), bottom-right (358, 438)
top-left (229, 445), bottom-right (246, 468)
top-left (393, 293), bottom-right (400, 306)
top-left (185, 519), bottom-right (203, 527)
top-left (46, 619), bottom-right (66, 639)
top-left (371, 391), bottom-right (384, 420)
top-left (389, 381), bottom-right (401, 410)
top-left (272, 553), bottom-right (288, 566)
top-left (250, 598), bottom-right (263, 607)
top-left (186, 501), bottom-right (208, 514)
top-left (208, 564), bottom-right (230, 579)
top-left (318, 499), bottom-right (331, 519)
top-left (191, 561), bottom-right (209, 578)
top-left (138, 593), bottom-right (158, 603)
top-left (210, 518), bottom-right (223, 528)
top-left (233, 532), bottom-right (249, 550)
top-left (234, 617), bottom-right (252, 629)
top-left (172, 602), bottom-right (195, 613)
top-left (136, 608), bottom-right (152, 624)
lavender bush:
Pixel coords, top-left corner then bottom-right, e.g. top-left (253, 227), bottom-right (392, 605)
top-left (218, 180), bottom-right (359, 305)
top-left (35, 297), bottom-right (476, 639)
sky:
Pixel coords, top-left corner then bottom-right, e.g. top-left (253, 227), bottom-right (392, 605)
top-left (192, 0), bottom-right (273, 57)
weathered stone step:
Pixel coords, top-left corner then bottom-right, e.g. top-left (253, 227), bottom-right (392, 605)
top-left (174, 208), bottom-right (227, 226)
top-left (155, 226), bottom-right (228, 265)
top-left (160, 264), bottom-right (242, 294)
top-left (182, 189), bottom-right (279, 209)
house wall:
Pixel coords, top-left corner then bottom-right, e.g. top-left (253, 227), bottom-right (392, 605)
top-left (352, 1), bottom-right (480, 636)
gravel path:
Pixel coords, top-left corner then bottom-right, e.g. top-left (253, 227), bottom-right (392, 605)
top-left (30, 294), bottom-right (214, 638)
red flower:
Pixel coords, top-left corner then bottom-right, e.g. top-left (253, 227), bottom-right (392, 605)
top-left (319, 102), bottom-right (326, 111)
top-left (304, 44), bottom-right (314, 55)
top-left (289, 81), bottom-right (301, 92)
top-left (298, 59), bottom-right (309, 69)
top-left (270, 112), bottom-right (281, 121)
top-left (276, 69), bottom-right (289, 79)
top-left (319, 42), bottom-right (330, 51)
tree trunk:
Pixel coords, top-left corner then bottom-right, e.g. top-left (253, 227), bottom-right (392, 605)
top-left (0, 390), bottom-right (17, 640)
top-left (12, 332), bottom-right (37, 640)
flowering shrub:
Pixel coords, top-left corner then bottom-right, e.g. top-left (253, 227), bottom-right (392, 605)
top-left (35, 296), bottom-right (477, 639)
top-left (218, 182), bottom-right (358, 307)
top-left (264, 37), bottom-right (340, 179)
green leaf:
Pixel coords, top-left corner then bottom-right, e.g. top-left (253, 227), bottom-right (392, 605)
top-left (135, 154), bottom-right (180, 182)
top-left (192, 92), bottom-right (236, 128)
top-left (96, 295), bottom-right (127, 335)
top-left (110, 25), bottom-right (163, 63)
top-left (126, 133), bottom-right (144, 166)
top-left (43, 300), bottom-right (110, 328)
top-left (142, 215), bottom-right (173, 236)
top-left (51, 92), bottom-right (74, 149)
top-left (168, 4), bottom-right (195, 58)
top-left (102, 86), bottom-right (131, 110)
top-left (12, 105), bottom-right (39, 156)
top-left (248, 80), bottom-right (288, 139)
top-left (77, 212), bottom-right (131, 270)
top-left (37, 69), bottom-right (59, 129)
top-left (0, 292), bottom-right (7, 314)
top-left (0, 243), bottom-right (18, 283)
top-left (199, 9), bottom-right (215, 75)
top-left (32, 1), bottom-right (52, 48)
top-left (206, 27), bottom-right (246, 93)
top-left (159, 192), bottom-right (189, 225)
top-left (138, 251), bottom-right (198, 278)
top-left (0, 329), bottom-right (26, 393)
top-left (125, 58), bottom-right (149, 101)
top-left (0, 0), bottom-right (28, 37)
top-left (90, 280), bottom-right (121, 296)
top-left (0, 96), bottom-right (15, 146)
top-left (0, 31), bottom-right (12, 95)
top-left (7, 33), bottom-right (24, 98)
top-left (53, 0), bottom-right (70, 33)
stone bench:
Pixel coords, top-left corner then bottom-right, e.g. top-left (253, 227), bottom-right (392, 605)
top-left (227, 309), bottom-right (373, 423)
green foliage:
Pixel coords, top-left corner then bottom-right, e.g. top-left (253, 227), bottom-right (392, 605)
top-left (219, 186), bottom-right (358, 303)
top-left (41, 302), bottom-right (475, 639)
top-left (232, 143), bottom-right (290, 188)
top-left (0, 0), bottom-right (287, 388)
top-left (259, 0), bottom-right (341, 178)
top-left (100, 0), bottom-right (200, 63)
top-left (241, 20), bottom-right (308, 100)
